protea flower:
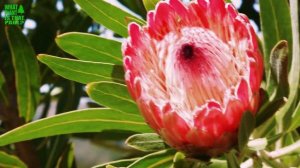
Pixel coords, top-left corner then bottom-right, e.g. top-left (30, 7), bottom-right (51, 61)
top-left (122, 0), bottom-right (263, 157)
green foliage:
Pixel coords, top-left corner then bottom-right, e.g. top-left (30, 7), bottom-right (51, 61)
top-left (125, 133), bottom-right (166, 152)
top-left (0, 0), bottom-right (299, 167)
top-left (87, 82), bottom-right (140, 114)
top-left (142, 0), bottom-right (160, 11)
top-left (0, 108), bottom-right (151, 146)
top-left (127, 150), bottom-right (175, 168)
top-left (238, 111), bottom-right (255, 151)
top-left (259, 0), bottom-right (292, 95)
top-left (5, 26), bottom-right (40, 122)
top-left (0, 151), bottom-right (27, 168)
top-left (74, 0), bottom-right (145, 37)
top-left (38, 54), bottom-right (124, 84)
top-left (56, 32), bottom-right (123, 64)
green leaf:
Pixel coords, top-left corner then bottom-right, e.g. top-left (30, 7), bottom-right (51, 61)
top-left (288, 101), bottom-right (300, 132)
top-left (38, 54), bottom-right (124, 84)
top-left (5, 26), bottom-right (40, 122)
top-left (127, 149), bottom-right (175, 168)
top-left (0, 108), bottom-right (151, 146)
top-left (270, 40), bottom-right (289, 98)
top-left (0, 71), bottom-right (4, 89)
top-left (92, 158), bottom-right (139, 168)
top-left (225, 150), bottom-right (239, 168)
top-left (280, 0), bottom-right (300, 131)
top-left (259, 0), bottom-right (292, 93)
top-left (56, 32), bottom-right (122, 64)
top-left (125, 133), bottom-right (166, 152)
top-left (238, 111), bottom-right (255, 151)
top-left (0, 71), bottom-right (8, 106)
top-left (0, 151), bottom-right (27, 168)
top-left (87, 82), bottom-right (139, 114)
top-left (255, 98), bottom-right (285, 127)
top-left (142, 0), bottom-right (160, 11)
top-left (74, 0), bottom-right (144, 37)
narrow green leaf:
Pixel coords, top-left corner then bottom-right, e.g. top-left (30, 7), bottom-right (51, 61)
top-left (225, 150), bottom-right (239, 168)
top-left (255, 98), bottom-right (285, 127)
top-left (270, 40), bottom-right (289, 98)
top-left (125, 133), bottom-right (166, 152)
top-left (0, 71), bottom-right (4, 89)
top-left (0, 151), bottom-right (27, 168)
top-left (74, 0), bottom-right (144, 37)
top-left (280, 0), bottom-right (300, 131)
top-left (38, 54), bottom-right (124, 84)
top-left (92, 158), bottom-right (139, 168)
top-left (0, 71), bottom-right (8, 105)
top-left (142, 0), bottom-right (160, 11)
top-left (238, 111), bottom-right (255, 151)
top-left (259, 0), bottom-right (292, 92)
top-left (87, 82), bottom-right (139, 114)
top-left (0, 108), bottom-right (151, 146)
top-left (288, 101), bottom-right (300, 132)
top-left (128, 149), bottom-right (175, 168)
top-left (56, 32), bottom-right (122, 64)
top-left (5, 26), bottom-right (40, 122)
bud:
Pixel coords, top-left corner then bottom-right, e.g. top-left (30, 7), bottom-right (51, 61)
top-left (122, 0), bottom-right (263, 157)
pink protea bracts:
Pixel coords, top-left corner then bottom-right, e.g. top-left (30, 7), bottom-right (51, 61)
top-left (122, 0), bottom-right (263, 157)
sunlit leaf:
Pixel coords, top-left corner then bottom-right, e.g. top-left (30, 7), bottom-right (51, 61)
top-left (125, 133), bottom-right (166, 152)
top-left (5, 26), bottom-right (40, 122)
top-left (127, 149), bottom-right (175, 168)
top-left (0, 151), bottom-right (27, 168)
top-left (74, 0), bottom-right (144, 37)
top-left (56, 32), bottom-right (122, 64)
top-left (38, 54), bottom-right (124, 84)
top-left (87, 81), bottom-right (139, 114)
top-left (142, 0), bottom-right (159, 11)
top-left (0, 108), bottom-right (151, 146)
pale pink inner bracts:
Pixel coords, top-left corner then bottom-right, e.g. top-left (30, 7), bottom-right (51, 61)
top-left (122, 0), bottom-right (263, 157)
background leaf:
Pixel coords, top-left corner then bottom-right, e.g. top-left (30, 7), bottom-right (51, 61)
top-left (259, 0), bottom-right (292, 93)
top-left (125, 133), bottom-right (166, 152)
top-left (127, 150), bottom-right (175, 168)
top-left (93, 158), bottom-right (139, 168)
top-left (0, 108), bottom-right (151, 146)
top-left (5, 26), bottom-right (40, 122)
top-left (0, 151), bottom-right (27, 168)
top-left (288, 101), bottom-right (300, 132)
top-left (87, 82), bottom-right (139, 114)
top-left (142, 0), bottom-right (160, 11)
top-left (74, 0), bottom-right (144, 37)
top-left (225, 150), bottom-right (239, 168)
top-left (56, 32), bottom-right (122, 64)
top-left (38, 54), bottom-right (124, 84)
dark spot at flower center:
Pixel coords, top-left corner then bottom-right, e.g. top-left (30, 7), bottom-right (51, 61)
top-left (181, 44), bottom-right (194, 60)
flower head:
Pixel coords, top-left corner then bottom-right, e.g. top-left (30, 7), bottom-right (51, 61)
top-left (122, 0), bottom-right (263, 157)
